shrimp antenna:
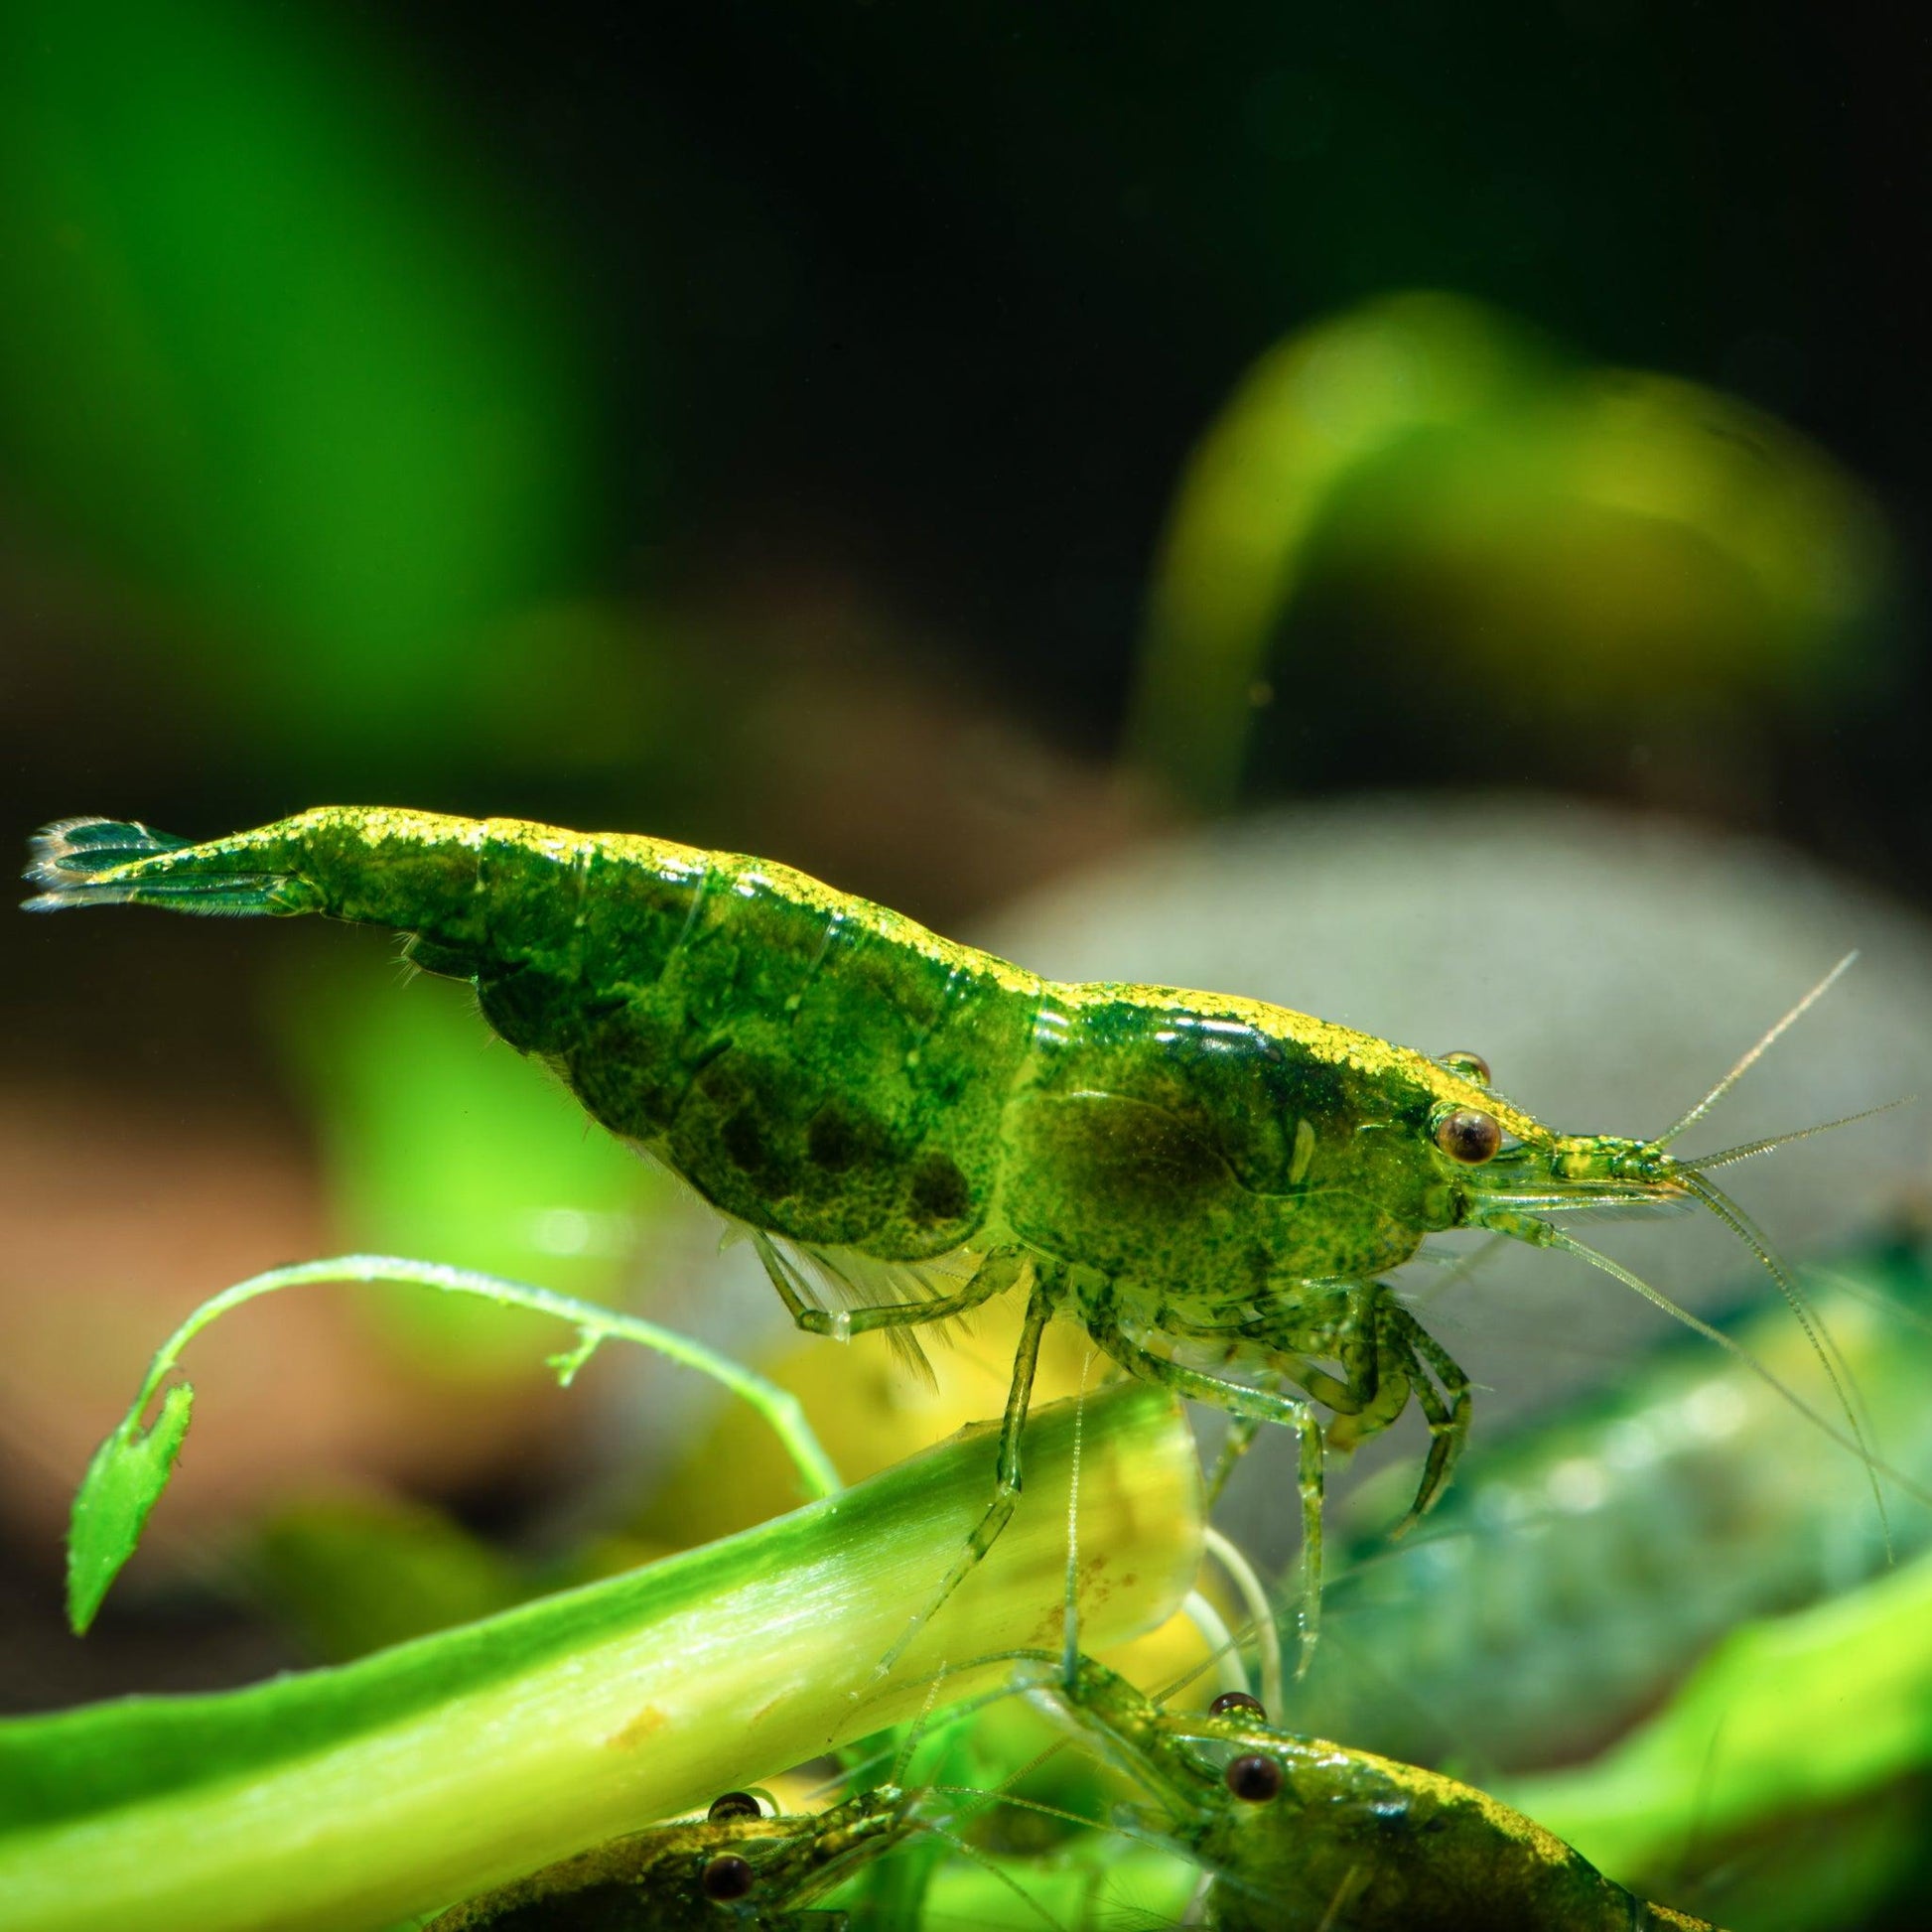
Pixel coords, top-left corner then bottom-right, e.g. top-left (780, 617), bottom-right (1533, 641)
top-left (1140, 1529), bottom-right (1285, 1721)
top-left (888, 1666), bottom-right (951, 1789)
top-left (1676, 1167), bottom-right (1888, 1552)
top-left (1203, 1524), bottom-right (1284, 1720)
top-left (1525, 1215), bottom-right (1930, 1524)
top-left (1178, 1590), bottom-right (1249, 1702)
top-left (929, 1783), bottom-right (1175, 1864)
top-left (903, 1815), bottom-right (1075, 1932)
top-left (1654, 952), bottom-right (1858, 1150)
top-left (1689, 1096), bottom-right (1913, 1173)
top-left (1061, 1349), bottom-right (1091, 1687)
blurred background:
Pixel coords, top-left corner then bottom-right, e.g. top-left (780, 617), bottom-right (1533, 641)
top-left (3, 5), bottom-right (1932, 1919)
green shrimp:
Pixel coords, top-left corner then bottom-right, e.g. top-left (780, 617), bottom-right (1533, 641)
top-left (421, 1783), bottom-right (918, 1929)
top-left (1017, 1653), bottom-right (1718, 1931)
top-left (19, 808), bottom-right (1882, 1668)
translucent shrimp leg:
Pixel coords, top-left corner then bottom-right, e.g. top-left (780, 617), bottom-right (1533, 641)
top-left (1082, 1308), bottom-right (1325, 1678)
top-left (873, 1270), bottom-right (1064, 1677)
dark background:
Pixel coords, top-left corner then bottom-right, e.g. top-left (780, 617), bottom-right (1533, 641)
top-left (5, 2), bottom-right (1928, 878)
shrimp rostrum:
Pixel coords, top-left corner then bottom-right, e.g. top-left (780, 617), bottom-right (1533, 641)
top-left (23, 809), bottom-right (1879, 1665)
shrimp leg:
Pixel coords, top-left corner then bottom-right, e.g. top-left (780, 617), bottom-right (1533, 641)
top-left (1085, 1310), bottom-right (1326, 1674)
top-left (1208, 1287), bottom-right (1393, 1501)
top-left (875, 1268), bottom-right (1062, 1675)
top-left (1242, 1292), bottom-right (1471, 1533)
top-left (1204, 1372), bottom-right (1285, 1507)
top-left (752, 1237), bottom-right (1027, 1341)
top-left (1381, 1305), bottom-right (1472, 1533)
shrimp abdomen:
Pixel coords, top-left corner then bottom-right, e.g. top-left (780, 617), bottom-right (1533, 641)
top-left (567, 853), bottom-right (1035, 1255)
top-left (26, 807), bottom-right (1040, 1259)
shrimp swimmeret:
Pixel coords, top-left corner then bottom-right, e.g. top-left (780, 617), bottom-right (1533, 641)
top-left (22, 808), bottom-right (1896, 1669)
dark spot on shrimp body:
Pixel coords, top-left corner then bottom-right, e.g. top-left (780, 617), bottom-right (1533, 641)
top-left (807, 1107), bottom-right (862, 1172)
top-left (702, 1854), bottom-right (755, 1900)
top-left (1225, 1753), bottom-right (1284, 1803)
top-left (722, 1108), bottom-right (772, 1175)
top-left (1210, 1690), bottom-right (1267, 1720)
top-left (804, 1103), bottom-right (892, 1180)
top-left (908, 1151), bottom-right (971, 1224)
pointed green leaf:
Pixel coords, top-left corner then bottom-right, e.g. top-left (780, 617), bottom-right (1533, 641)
top-left (66, 1383), bottom-right (195, 1634)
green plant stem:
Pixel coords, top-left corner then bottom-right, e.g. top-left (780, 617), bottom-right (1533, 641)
top-left (136, 1253), bottom-right (843, 1498)
top-left (1, 1381), bottom-right (1200, 1932)
top-left (66, 1255), bottom-right (848, 1635)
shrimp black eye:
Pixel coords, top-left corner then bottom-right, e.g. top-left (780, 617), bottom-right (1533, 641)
top-left (703, 1854), bottom-right (756, 1900)
top-left (1435, 1108), bottom-right (1502, 1165)
top-left (1225, 1753), bottom-right (1284, 1803)
top-left (1439, 1049), bottom-right (1492, 1086)
top-left (1210, 1690), bottom-right (1267, 1721)
top-left (707, 1791), bottom-right (761, 1821)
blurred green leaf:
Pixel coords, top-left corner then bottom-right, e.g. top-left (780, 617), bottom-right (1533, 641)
top-left (1129, 291), bottom-right (1893, 807)
top-left (0, 0), bottom-right (593, 770)
top-left (66, 1255), bottom-right (839, 1630)
top-left (1504, 1545), bottom-right (1932, 1896)
top-left (273, 958), bottom-right (663, 1374)
top-left (253, 1494), bottom-right (524, 1664)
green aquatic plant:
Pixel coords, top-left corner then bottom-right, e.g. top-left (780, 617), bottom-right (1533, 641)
top-left (2, 1378), bottom-right (1201, 1932)
top-left (64, 1254), bottom-right (841, 1635)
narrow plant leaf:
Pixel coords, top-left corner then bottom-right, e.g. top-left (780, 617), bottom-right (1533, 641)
top-left (67, 1384), bottom-right (195, 1635)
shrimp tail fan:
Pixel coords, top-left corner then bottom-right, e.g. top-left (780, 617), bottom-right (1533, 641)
top-left (22, 818), bottom-right (310, 916)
